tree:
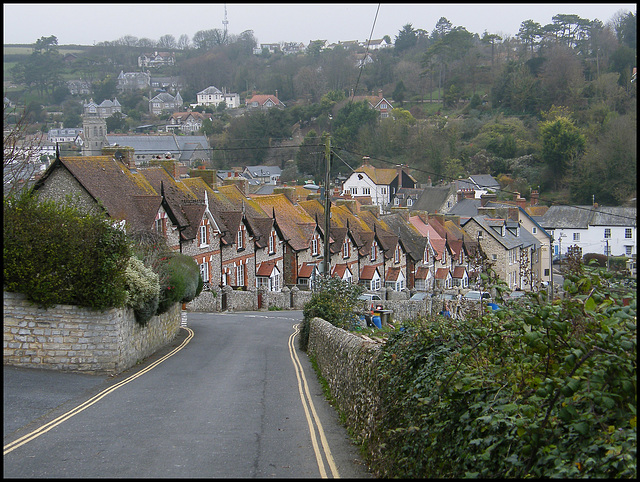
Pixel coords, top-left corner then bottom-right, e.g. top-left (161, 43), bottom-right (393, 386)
top-left (539, 116), bottom-right (585, 190)
top-left (331, 100), bottom-right (379, 152)
top-left (395, 24), bottom-right (418, 52)
top-left (296, 129), bottom-right (326, 182)
top-left (3, 106), bottom-right (44, 198)
top-left (177, 34), bottom-right (191, 50)
top-left (517, 19), bottom-right (543, 57)
top-left (11, 35), bottom-right (64, 98)
top-left (157, 34), bottom-right (176, 49)
top-left (393, 80), bottom-right (406, 106)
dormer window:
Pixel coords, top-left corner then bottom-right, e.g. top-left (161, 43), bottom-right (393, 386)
top-left (268, 230), bottom-right (276, 254)
top-left (343, 240), bottom-right (350, 258)
top-left (371, 243), bottom-right (376, 261)
top-left (311, 235), bottom-right (319, 256)
top-left (199, 223), bottom-right (207, 246)
top-left (394, 245), bottom-right (400, 263)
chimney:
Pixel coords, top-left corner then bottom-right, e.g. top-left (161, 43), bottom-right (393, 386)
top-left (530, 190), bottom-right (539, 206)
top-left (362, 156), bottom-right (370, 166)
top-left (480, 192), bottom-right (497, 207)
top-left (223, 177), bottom-right (248, 195)
top-left (457, 190), bottom-right (465, 202)
top-left (274, 186), bottom-right (297, 204)
top-left (427, 176), bottom-right (432, 187)
top-left (275, 90), bottom-right (278, 99)
top-left (514, 191), bottom-right (526, 208)
top-left (378, 89), bottom-right (383, 98)
top-left (390, 206), bottom-right (409, 220)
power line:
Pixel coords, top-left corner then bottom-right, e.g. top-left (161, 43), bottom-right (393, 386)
top-left (350, 3), bottom-right (380, 101)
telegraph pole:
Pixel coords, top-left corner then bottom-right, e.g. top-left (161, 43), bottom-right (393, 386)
top-left (323, 134), bottom-right (331, 277)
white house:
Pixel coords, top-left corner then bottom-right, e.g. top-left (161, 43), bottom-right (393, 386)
top-left (196, 86), bottom-right (240, 109)
top-left (539, 205), bottom-right (636, 258)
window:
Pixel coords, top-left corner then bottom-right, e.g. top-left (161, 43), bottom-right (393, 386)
top-left (407, 198), bottom-right (413, 207)
top-left (200, 260), bottom-right (209, 283)
top-left (381, 187), bottom-right (387, 195)
top-left (311, 235), bottom-right (319, 256)
top-left (625, 246), bottom-right (633, 256)
top-left (350, 187), bottom-right (358, 195)
top-left (573, 232), bottom-right (580, 241)
top-left (370, 243), bottom-right (376, 261)
top-left (343, 240), bottom-right (349, 258)
top-left (199, 224), bottom-right (207, 246)
top-left (625, 228), bottom-right (632, 239)
top-left (532, 226), bottom-right (537, 234)
top-left (394, 197), bottom-right (400, 206)
top-left (236, 263), bottom-right (245, 286)
top-left (268, 231), bottom-right (276, 254)
top-left (394, 245), bottom-right (400, 263)
top-left (237, 227), bottom-right (244, 250)
top-left (604, 228), bottom-right (611, 239)
top-left (155, 218), bottom-right (165, 235)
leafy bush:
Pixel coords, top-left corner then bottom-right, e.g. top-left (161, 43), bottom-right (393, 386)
top-left (370, 265), bottom-right (636, 478)
top-left (299, 276), bottom-right (364, 351)
top-left (155, 252), bottom-right (203, 315)
top-left (3, 192), bottom-right (130, 310)
top-left (123, 256), bottom-right (160, 325)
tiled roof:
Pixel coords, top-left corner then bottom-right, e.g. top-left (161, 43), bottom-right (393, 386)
top-left (435, 268), bottom-right (451, 279)
top-left (386, 267), bottom-right (402, 281)
top-left (251, 194), bottom-right (316, 251)
top-left (360, 265), bottom-right (380, 280)
top-left (452, 266), bottom-right (467, 279)
top-left (257, 260), bottom-right (278, 277)
top-left (415, 266), bottom-right (430, 280)
top-left (331, 263), bottom-right (351, 278)
top-left (298, 262), bottom-right (319, 278)
top-left (354, 164), bottom-right (398, 185)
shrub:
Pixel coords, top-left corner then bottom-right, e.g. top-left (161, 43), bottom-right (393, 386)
top-left (299, 276), bottom-right (364, 351)
top-left (124, 256), bottom-right (160, 325)
top-left (155, 252), bottom-right (202, 315)
top-left (371, 266), bottom-right (636, 478)
top-left (3, 192), bottom-right (129, 310)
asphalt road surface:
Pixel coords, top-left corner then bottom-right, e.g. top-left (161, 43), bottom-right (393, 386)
top-left (3, 310), bottom-right (370, 478)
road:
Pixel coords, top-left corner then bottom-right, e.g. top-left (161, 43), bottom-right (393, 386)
top-left (3, 311), bottom-right (370, 478)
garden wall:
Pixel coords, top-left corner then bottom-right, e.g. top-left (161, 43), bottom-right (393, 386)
top-left (3, 291), bottom-right (181, 375)
top-left (306, 317), bottom-right (383, 447)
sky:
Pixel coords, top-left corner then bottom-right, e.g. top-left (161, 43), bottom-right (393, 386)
top-left (3, 3), bottom-right (636, 47)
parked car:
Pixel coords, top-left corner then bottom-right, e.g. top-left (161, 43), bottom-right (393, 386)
top-left (505, 290), bottom-right (527, 303)
top-left (409, 292), bottom-right (429, 301)
top-left (463, 290), bottom-right (492, 302)
top-left (358, 293), bottom-right (382, 302)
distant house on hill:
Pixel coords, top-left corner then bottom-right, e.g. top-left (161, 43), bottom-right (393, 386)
top-left (245, 92), bottom-right (285, 109)
top-left (116, 71), bottom-right (150, 92)
top-left (149, 92), bottom-right (183, 116)
top-left (138, 51), bottom-right (175, 68)
top-left (196, 86), bottom-right (240, 109)
top-left (344, 89), bottom-right (393, 118)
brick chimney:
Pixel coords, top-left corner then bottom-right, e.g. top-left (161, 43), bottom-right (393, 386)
top-left (223, 177), bottom-right (247, 195)
top-left (480, 192), bottom-right (497, 207)
top-left (514, 192), bottom-right (526, 208)
top-left (530, 190), bottom-right (539, 206)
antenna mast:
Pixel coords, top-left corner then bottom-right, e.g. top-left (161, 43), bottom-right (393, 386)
top-left (223, 4), bottom-right (229, 42)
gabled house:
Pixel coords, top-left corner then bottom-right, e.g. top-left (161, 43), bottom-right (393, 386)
top-left (32, 151), bottom-right (162, 234)
top-left (242, 165), bottom-right (282, 185)
top-left (345, 90), bottom-right (393, 118)
top-left (106, 134), bottom-right (211, 165)
top-left (138, 51), bottom-right (175, 68)
top-left (341, 157), bottom-right (417, 213)
top-left (411, 179), bottom-right (457, 214)
top-left (196, 86), bottom-right (240, 109)
top-left (166, 111), bottom-right (213, 134)
top-left (117, 71), bottom-right (151, 92)
top-left (149, 91), bottom-right (183, 116)
top-left (245, 92), bottom-right (285, 110)
top-left (539, 204), bottom-right (636, 259)
top-left (83, 98), bottom-right (122, 119)
top-left (462, 215), bottom-right (541, 291)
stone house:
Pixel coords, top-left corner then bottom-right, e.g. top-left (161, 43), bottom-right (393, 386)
top-left (138, 51), bottom-right (175, 68)
top-left (462, 215), bottom-right (541, 291)
top-left (117, 71), bottom-right (151, 92)
top-left (149, 92), bottom-right (183, 116)
top-left (83, 98), bottom-right (122, 118)
top-left (166, 111), bottom-right (213, 134)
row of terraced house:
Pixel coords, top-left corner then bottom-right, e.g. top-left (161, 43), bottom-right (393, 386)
top-left (32, 147), bottom-right (576, 299)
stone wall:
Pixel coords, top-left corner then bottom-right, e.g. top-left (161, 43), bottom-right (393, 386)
top-left (3, 291), bottom-right (181, 375)
top-left (306, 317), bottom-right (383, 446)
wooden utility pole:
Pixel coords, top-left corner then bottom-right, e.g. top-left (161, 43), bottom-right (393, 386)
top-left (323, 135), bottom-right (331, 277)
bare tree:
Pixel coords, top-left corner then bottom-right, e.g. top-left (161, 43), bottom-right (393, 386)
top-left (3, 105), bottom-right (45, 198)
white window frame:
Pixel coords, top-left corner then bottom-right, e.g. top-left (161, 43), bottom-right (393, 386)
top-left (343, 240), bottom-right (349, 258)
top-left (237, 227), bottom-right (244, 250)
top-left (236, 263), bottom-right (245, 286)
top-left (604, 228), bottom-right (611, 239)
top-left (370, 243), bottom-right (376, 261)
top-left (573, 232), bottom-right (580, 241)
top-left (311, 236), bottom-right (319, 256)
top-left (269, 231), bottom-right (276, 254)
top-left (394, 245), bottom-right (400, 263)
top-left (200, 260), bottom-right (209, 283)
top-left (199, 224), bottom-right (207, 246)
top-left (625, 228), bottom-right (632, 239)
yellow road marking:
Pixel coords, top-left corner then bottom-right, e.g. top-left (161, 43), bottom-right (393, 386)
top-left (4, 327), bottom-right (194, 456)
top-left (288, 323), bottom-right (340, 478)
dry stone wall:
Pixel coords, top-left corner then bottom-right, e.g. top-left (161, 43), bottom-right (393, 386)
top-left (307, 317), bottom-right (383, 447)
top-left (3, 291), bottom-right (180, 375)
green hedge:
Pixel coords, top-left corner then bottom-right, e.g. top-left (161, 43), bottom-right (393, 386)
top-left (369, 266), bottom-right (636, 478)
top-left (155, 252), bottom-right (203, 315)
top-left (3, 192), bottom-right (130, 310)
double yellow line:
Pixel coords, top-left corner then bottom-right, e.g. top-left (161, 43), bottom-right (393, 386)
top-left (288, 323), bottom-right (340, 478)
top-left (3, 327), bottom-right (194, 456)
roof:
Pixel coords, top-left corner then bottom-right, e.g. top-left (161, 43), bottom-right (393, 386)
top-left (33, 156), bottom-right (161, 232)
top-left (360, 265), bottom-right (380, 280)
top-left (298, 262), bottom-right (319, 278)
top-left (538, 205), bottom-right (594, 229)
top-left (198, 86), bottom-right (222, 95)
top-left (412, 185), bottom-right (455, 213)
top-left (452, 266), bottom-right (467, 279)
top-left (257, 260), bottom-right (279, 277)
top-left (435, 268), bottom-right (451, 280)
top-left (465, 215), bottom-right (541, 250)
top-left (414, 266), bottom-right (431, 280)
top-left (251, 194), bottom-right (316, 251)
top-left (246, 94), bottom-right (284, 107)
top-left (468, 174), bottom-right (500, 190)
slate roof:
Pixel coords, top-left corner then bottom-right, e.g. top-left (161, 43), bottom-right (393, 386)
top-left (412, 185), bottom-right (455, 213)
top-left (538, 205), bottom-right (594, 230)
top-left (380, 213), bottom-right (427, 263)
top-left (465, 215), bottom-right (541, 250)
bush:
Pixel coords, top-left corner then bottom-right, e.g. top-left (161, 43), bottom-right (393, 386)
top-left (370, 266), bottom-right (636, 478)
top-left (299, 276), bottom-right (364, 351)
top-left (155, 252), bottom-right (202, 315)
top-left (3, 192), bottom-right (130, 310)
top-left (124, 256), bottom-right (160, 325)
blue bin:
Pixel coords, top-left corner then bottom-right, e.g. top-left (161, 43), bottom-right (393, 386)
top-left (372, 315), bottom-right (382, 329)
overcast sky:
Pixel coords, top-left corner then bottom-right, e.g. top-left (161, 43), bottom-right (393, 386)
top-left (3, 3), bottom-right (636, 47)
